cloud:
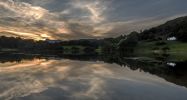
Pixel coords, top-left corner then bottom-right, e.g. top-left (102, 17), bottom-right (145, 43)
top-left (0, 0), bottom-right (70, 40)
top-left (70, 0), bottom-right (106, 23)
top-left (0, 0), bottom-right (187, 40)
top-left (0, 0), bottom-right (110, 40)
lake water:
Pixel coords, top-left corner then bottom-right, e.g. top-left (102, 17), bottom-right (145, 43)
top-left (0, 58), bottom-right (187, 100)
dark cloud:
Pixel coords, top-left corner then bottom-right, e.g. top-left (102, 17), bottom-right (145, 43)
top-left (0, 0), bottom-right (186, 40)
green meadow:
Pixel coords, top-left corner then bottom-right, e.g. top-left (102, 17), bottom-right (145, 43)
top-left (134, 41), bottom-right (187, 61)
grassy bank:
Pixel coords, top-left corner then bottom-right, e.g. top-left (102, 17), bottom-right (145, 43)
top-left (134, 41), bottom-right (187, 61)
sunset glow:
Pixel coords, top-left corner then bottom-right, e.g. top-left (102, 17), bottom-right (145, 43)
top-left (0, 0), bottom-right (186, 40)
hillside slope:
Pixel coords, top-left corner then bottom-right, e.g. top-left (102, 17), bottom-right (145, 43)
top-left (139, 16), bottom-right (187, 42)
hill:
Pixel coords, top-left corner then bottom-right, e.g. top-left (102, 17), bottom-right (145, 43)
top-left (139, 16), bottom-right (187, 42)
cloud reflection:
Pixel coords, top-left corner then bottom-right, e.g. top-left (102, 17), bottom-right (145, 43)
top-left (0, 59), bottom-right (187, 100)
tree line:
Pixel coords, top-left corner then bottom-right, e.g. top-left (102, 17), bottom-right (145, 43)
top-left (0, 16), bottom-right (186, 56)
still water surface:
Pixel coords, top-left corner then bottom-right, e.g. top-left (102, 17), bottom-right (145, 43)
top-left (0, 58), bottom-right (187, 100)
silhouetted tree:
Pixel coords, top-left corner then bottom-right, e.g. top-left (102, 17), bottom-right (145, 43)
top-left (117, 31), bottom-right (139, 55)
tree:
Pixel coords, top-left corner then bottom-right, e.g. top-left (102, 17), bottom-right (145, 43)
top-left (162, 47), bottom-right (170, 52)
top-left (177, 29), bottom-right (187, 42)
top-left (117, 31), bottom-right (139, 55)
top-left (71, 47), bottom-right (80, 54)
top-left (84, 47), bottom-right (95, 54)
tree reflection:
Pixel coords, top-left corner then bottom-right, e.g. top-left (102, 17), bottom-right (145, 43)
top-left (0, 53), bottom-right (187, 88)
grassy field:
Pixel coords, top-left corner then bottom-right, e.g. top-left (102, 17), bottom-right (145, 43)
top-left (134, 41), bottom-right (187, 61)
top-left (63, 45), bottom-right (85, 54)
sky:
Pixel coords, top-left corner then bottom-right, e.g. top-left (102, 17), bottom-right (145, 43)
top-left (0, 0), bottom-right (187, 40)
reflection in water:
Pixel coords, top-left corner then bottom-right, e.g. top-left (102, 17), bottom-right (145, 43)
top-left (0, 55), bottom-right (187, 100)
top-left (0, 59), bottom-right (114, 100)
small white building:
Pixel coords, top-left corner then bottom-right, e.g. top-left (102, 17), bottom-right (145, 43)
top-left (167, 36), bottom-right (177, 41)
top-left (167, 62), bottom-right (176, 67)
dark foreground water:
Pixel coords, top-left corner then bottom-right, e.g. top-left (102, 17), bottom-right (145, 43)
top-left (0, 55), bottom-right (187, 100)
